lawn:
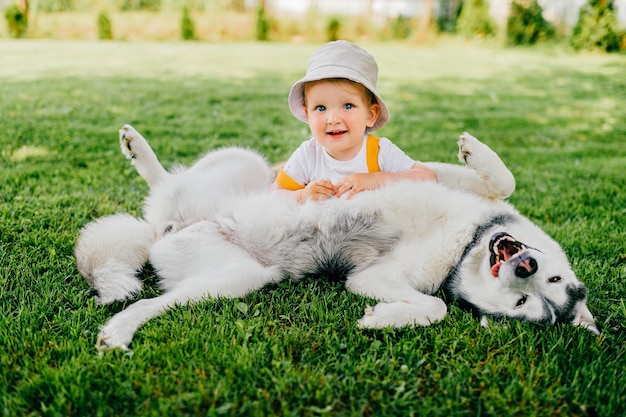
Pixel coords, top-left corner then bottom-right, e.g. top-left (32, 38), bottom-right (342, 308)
top-left (0, 39), bottom-right (625, 416)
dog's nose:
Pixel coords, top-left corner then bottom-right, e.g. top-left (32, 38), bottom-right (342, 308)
top-left (512, 254), bottom-right (538, 278)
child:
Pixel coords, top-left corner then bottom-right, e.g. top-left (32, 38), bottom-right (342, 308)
top-left (272, 40), bottom-right (436, 203)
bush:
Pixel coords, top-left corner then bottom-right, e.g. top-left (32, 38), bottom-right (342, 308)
top-left (4, 2), bottom-right (27, 38)
top-left (457, 0), bottom-right (496, 38)
top-left (119, 0), bottom-right (161, 12)
top-left (437, 0), bottom-right (463, 33)
top-left (506, 0), bottom-right (555, 45)
top-left (570, 0), bottom-right (624, 52)
top-left (326, 17), bottom-right (340, 42)
top-left (391, 15), bottom-right (412, 39)
top-left (256, 5), bottom-right (270, 41)
top-left (38, 0), bottom-right (75, 12)
top-left (180, 7), bottom-right (196, 40)
top-left (97, 11), bottom-right (113, 40)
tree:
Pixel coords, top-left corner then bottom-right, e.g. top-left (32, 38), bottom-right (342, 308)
top-left (416, 0), bottom-right (434, 42)
top-left (181, 7), bottom-right (196, 40)
top-left (256, 2), bottom-right (270, 41)
top-left (506, 0), bottom-right (555, 45)
top-left (4, 0), bottom-right (28, 38)
top-left (570, 0), bottom-right (624, 52)
top-left (97, 11), bottom-right (113, 40)
top-left (457, 0), bottom-right (496, 38)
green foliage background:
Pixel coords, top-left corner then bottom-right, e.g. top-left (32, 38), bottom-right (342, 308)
top-left (0, 41), bottom-right (625, 416)
top-left (571, 0), bottom-right (624, 52)
top-left (3, 2), bottom-right (28, 38)
top-left (180, 7), bottom-right (196, 40)
top-left (4, 0), bottom-right (626, 51)
top-left (506, 0), bottom-right (555, 45)
top-left (97, 10), bottom-right (113, 40)
top-left (457, 0), bottom-right (496, 38)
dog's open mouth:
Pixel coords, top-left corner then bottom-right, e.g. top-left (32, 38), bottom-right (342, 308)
top-left (489, 232), bottom-right (528, 278)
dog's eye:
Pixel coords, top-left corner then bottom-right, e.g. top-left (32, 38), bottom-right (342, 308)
top-left (515, 295), bottom-right (528, 308)
top-left (548, 276), bottom-right (561, 283)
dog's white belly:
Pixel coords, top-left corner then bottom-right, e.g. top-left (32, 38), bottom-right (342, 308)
top-left (344, 182), bottom-right (501, 291)
top-left (149, 221), bottom-right (222, 286)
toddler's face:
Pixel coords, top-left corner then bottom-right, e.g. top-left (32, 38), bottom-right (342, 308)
top-left (304, 79), bottom-right (380, 161)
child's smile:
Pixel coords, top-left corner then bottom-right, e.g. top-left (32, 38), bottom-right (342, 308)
top-left (304, 79), bottom-right (379, 161)
top-left (326, 129), bottom-right (347, 138)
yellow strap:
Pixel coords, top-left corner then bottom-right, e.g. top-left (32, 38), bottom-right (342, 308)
top-left (278, 136), bottom-right (380, 190)
top-left (275, 168), bottom-right (305, 191)
top-left (366, 135), bottom-right (380, 173)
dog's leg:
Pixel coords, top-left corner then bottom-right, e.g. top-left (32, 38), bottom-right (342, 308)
top-left (572, 303), bottom-right (600, 335)
top-left (119, 124), bottom-right (168, 187)
top-left (457, 132), bottom-right (516, 198)
top-left (97, 289), bottom-right (188, 351)
top-left (97, 260), bottom-right (283, 350)
top-left (346, 262), bottom-right (447, 329)
top-left (96, 276), bottom-right (274, 350)
top-left (425, 132), bottom-right (516, 200)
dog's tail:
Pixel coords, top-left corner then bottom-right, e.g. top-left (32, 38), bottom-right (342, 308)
top-left (75, 213), bottom-right (156, 304)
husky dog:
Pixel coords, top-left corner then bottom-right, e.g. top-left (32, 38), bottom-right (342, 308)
top-left (75, 125), bottom-right (598, 350)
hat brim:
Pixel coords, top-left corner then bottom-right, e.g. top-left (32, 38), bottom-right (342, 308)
top-left (288, 65), bottom-right (390, 132)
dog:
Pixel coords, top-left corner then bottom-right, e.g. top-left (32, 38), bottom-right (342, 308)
top-left (75, 125), bottom-right (599, 350)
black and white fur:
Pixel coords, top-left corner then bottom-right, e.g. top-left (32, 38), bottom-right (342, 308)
top-left (75, 125), bottom-right (598, 350)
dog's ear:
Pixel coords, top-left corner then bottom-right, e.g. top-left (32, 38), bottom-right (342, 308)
top-left (572, 303), bottom-right (600, 335)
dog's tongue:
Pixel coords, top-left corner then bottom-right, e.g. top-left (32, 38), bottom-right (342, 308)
top-left (491, 262), bottom-right (501, 278)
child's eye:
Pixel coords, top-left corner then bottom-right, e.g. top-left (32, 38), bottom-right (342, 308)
top-left (344, 103), bottom-right (354, 110)
top-left (315, 105), bottom-right (326, 112)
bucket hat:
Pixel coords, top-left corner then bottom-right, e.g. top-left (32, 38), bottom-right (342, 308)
top-left (288, 40), bottom-right (389, 132)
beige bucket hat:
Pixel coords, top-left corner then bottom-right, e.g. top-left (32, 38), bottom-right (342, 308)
top-left (288, 40), bottom-right (390, 132)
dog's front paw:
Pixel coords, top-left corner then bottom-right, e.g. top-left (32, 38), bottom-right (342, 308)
top-left (357, 298), bottom-right (447, 329)
top-left (457, 132), bottom-right (488, 166)
top-left (457, 131), bottom-right (515, 199)
top-left (457, 132), bottom-right (505, 171)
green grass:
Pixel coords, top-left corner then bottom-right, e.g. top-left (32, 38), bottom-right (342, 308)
top-left (1, 40), bottom-right (625, 416)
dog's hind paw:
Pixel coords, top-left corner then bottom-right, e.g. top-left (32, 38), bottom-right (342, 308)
top-left (96, 322), bottom-right (135, 351)
top-left (119, 124), bottom-right (138, 160)
top-left (117, 124), bottom-right (168, 186)
top-left (96, 332), bottom-right (129, 352)
top-left (119, 124), bottom-right (151, 162)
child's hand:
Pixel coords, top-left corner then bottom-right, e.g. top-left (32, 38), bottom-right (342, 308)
top-left (334, 173), bottom-right (381, 199)
top-left (334, 166), bottom-right (437, 200)
top-left (300, 179), bottom-right (336, 203)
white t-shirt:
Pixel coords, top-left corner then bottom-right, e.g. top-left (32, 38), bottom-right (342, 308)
top-left (276, 134), bottom-right (416, 189)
